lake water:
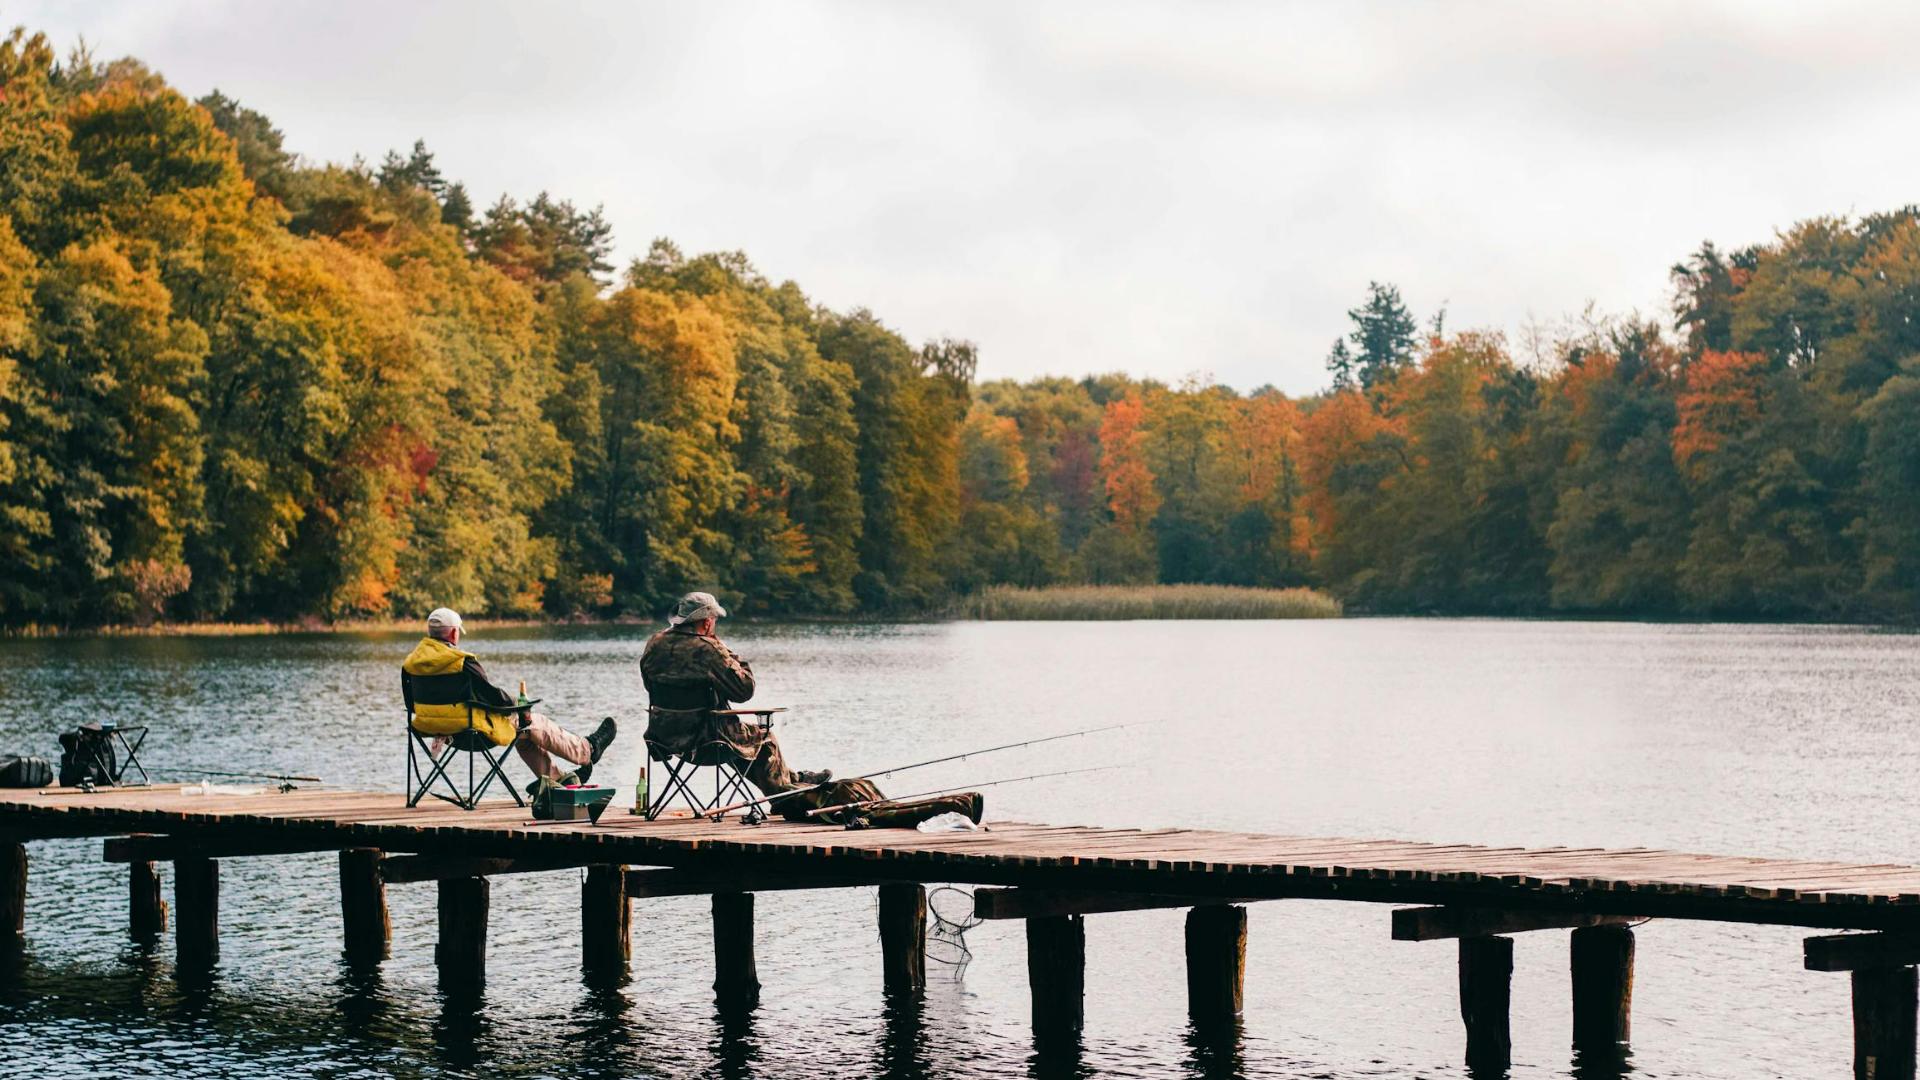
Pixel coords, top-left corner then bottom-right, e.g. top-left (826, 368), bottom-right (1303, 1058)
top-left (1, 619), bottom-right (1915, 1079)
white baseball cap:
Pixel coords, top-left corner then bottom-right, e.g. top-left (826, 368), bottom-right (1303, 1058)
top-left (426, 607), bottom-right (464, 635)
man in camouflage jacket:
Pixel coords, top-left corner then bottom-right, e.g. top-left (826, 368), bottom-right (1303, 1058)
top-left (639, 591), bottom-right (825, 792)
top-left (640, 592), bottom-right (982, 827)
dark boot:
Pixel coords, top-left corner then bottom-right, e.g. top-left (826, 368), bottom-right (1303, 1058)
top-left (795, 768), bottom-right (832, 785)
top-left (585, 717), bottom-right (617, 764)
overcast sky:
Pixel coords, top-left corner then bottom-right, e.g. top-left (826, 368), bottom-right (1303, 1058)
top-left (14, 1), bottom-right (1920, 392)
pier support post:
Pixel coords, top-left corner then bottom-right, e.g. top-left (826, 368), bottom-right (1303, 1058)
top-left (339, 849), bottom-right (389, 966)
top-left (1185, 904), bottom-right (1248, 1024)
top-left (435, 877), bottom-right (489, 988)
top-left (0, 842), bottom-right (23, 942)
top-left (1571, 924), bottom-right (1634, 1053)
top-left (174, 857), bottom-right (219, 965)
top-left (582, 864), bottom-right (630, 978)
top-left (878, 883), bottom-right (926, 994)
top-left (1853, 967), bottom-right (1917, 1080)
top-left (1459, 935), bottom-right (1513, 1074)
top-left (1027, 914), bottom-right (1086, 1038)
top-left (712, 892), bottom-right (760, 1007)
top-left (129, 860), bottom-right (167, 942)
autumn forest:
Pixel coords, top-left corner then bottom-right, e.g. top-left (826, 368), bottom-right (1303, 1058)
top-left (3, 31), bottom-right (1918, 628)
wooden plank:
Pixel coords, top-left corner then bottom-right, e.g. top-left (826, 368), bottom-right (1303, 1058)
top-left (1393, 906), bottom-right (1639, 941)
top-left (623, 868), bottom-right (902, 898)
top-left (381, 854), bottom-right (597, 884)
top-left (975, 888), bottom-right (1262, 920)
top-left (1808, 933), bottom-right (1920, 972)
top-left (103, 834), bottom-right (351, 862)
top-left (12, 787), bottom-right (1920, 933)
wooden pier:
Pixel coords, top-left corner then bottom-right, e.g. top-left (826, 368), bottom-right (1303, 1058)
top-left (4, 785), bottom-right (1919, 1077)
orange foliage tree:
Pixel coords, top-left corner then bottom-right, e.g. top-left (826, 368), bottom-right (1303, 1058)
top-left (1672, 349), bottom-right (1768, 472)
top-left (1098, 393), bottom-right (1159, 534)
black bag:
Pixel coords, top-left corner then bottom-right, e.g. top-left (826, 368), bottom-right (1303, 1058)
top-left (57, 725), bottom-right (119, 787)
top-left (0, 755), bottom-right (52, 788)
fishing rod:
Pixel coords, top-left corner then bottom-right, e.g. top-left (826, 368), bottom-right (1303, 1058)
top-left (703, 719), bottom-right (1153, 820)
top-left (803, 763), bottom-right (1129, 819)
top-left (155, 768), bottom-right (324, 783)
top-left (150, 767), bottom-right (323, 793)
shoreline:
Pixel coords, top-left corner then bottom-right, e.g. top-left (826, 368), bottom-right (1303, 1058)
top-left (5, 612), bottom-right (1914, 640)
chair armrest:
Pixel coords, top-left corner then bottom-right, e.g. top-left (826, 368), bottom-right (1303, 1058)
top-left (468, 699), bottom-right (539, 713)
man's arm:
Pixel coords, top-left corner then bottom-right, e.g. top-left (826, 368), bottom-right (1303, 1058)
top-left (462, 658), bottom-right (518, 710)
top-left (705, 639), bottom-right (755, 703)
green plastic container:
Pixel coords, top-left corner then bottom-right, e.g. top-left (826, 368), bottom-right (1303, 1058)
top-left (549, 784), bottom-right (615, 822)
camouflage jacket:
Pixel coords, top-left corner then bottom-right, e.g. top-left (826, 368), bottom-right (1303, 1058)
top-left (639, 625), bottom-right (755, 708)
top-left (640, 625), bottom-right (762, 762)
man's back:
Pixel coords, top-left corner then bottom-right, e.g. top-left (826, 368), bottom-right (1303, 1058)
top-left (402, 635), bottom-right (518, 745)
top-left (641, 626), bottom-right (755, 711)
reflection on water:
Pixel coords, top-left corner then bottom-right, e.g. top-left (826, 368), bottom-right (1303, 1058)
top-left (1, 619), bottom-right (1916, 1077)
top-left (1183, 1018), bottom-right (1246, 1080)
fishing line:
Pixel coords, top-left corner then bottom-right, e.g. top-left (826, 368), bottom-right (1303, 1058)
top-left (804, 763), bottom-right (1133, 820)
top-left (705, 719), bottom-right (1158, 820)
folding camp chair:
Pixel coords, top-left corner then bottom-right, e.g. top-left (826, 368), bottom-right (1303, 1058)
top-left (403, 673), bottom-right (529, 811)
top-left (641, 707), bottom-right (786, 821)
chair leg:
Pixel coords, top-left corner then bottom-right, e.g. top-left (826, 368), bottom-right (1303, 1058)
top-left (718, 765), bottom-right (753, 810)
top-left (653, 759), bottom-right (704, 818)
top-left (472, 745), bottom-right (523, 808)
top-left (420, 744), bottom-right (473, 809)
top-left (410, 736), bottom-right (460, 809)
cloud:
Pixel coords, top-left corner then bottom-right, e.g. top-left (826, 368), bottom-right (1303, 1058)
top-left (14, 0), bottom-right (1920, 393)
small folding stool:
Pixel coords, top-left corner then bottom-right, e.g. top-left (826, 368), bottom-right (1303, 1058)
top-left (641, 707), bottom-right (786, 821)
top-left (404, 693), bottom-right (530, 811)
top-left (58, 723), bottom-right (151, 788)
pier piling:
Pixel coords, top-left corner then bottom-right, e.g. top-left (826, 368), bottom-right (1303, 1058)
top-left (1458, 935), bottom-right (1513, 1074)
top-left (129, 860), bottom-right (166, 941)
top-left (1570, 924), bottom-right (1634, 1052)
top-left (174, 857), bottom-right (219, 964)
top-left (339, 849), bottom-right (389, 965)
top-left (1027, 914), bottom-right (1087, 1037)
top-left (712, 892), bottom-right (760, 1007)
top-left (435, 877), bottom-right (490, 987)
top-left (1185, 904), bottom-right (1248, 1023)
top-left (1, 842), bottom-right (23, 942)
top-left (1852, 967), bottom-right (1917, 1080)
top-left (877, 883), bottom-right (927, 994)
top-left (582, 864), bottom-right (631, 978)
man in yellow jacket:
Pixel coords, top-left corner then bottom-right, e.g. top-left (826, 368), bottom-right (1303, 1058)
top-left (402, 608), bottom-right (616, 783)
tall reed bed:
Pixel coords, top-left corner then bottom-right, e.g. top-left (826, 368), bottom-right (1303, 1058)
top-left (956, 584), bottom-right (1342, 621)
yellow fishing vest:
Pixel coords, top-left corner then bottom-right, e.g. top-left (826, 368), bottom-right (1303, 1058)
top-left (401, 636), bottom-right (519, 746)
